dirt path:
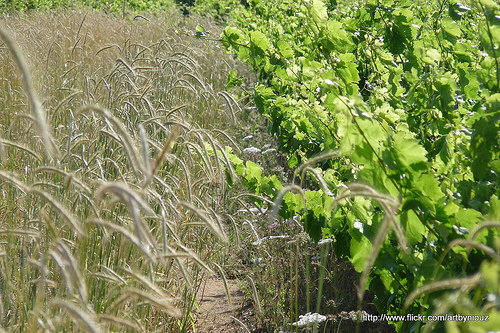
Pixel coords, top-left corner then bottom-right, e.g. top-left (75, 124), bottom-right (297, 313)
top-left (194, 276), bottom-right (253, 332)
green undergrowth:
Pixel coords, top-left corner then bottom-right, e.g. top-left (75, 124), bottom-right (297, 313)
top-left (187, 0), bottom-right (500, 332)
top-left (1, 0), bottom-right (500, 332)
top-left (0, 0), bottom-right (176, 14)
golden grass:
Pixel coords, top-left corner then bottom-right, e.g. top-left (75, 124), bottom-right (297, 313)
top-left (0, 8), bottom-right (249, 332)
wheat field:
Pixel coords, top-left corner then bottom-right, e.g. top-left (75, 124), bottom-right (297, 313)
top-left (0, 8), bottom-right (249, 332)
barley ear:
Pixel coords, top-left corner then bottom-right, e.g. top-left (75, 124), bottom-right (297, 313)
top-left (213, 263), bottom-right (232, 308)
top-left (403, 273), bottom-right (481, 310)
top-left (0, 27), bottom-right (57, 158)
top-left (247, 276), bottom-right (262, 315)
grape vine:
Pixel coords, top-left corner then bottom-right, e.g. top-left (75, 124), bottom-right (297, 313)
top-left (198, 0), bottom-right (500, 331)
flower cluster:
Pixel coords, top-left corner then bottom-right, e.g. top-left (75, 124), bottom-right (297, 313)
top-left (292, 312), bottom-right (327, 328)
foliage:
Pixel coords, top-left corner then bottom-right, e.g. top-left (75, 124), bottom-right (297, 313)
top-left (0, 0), bottom-right (176, 14)
top-left (199, 0), bottom-right (500, 331)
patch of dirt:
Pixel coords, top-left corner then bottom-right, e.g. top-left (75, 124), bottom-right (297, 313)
top-left (194, 275), bottom-right (255, 332)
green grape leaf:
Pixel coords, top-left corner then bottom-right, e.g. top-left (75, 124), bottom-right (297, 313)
top-left (223, 26), bottom-right (244, 45)
top-left (481, 260), bottom-right (500, 294)
top-left (309, 0), bottom-right (328, 26)
top-left (304, 211), bottom-right (324, 243)
top-left (392, 127), bottom-right (428, 171)
top-left (402, 210), bottom-right (425, 245)
top-left (464, 70), bottom-right (480, 100)
top-left (464, 310), bottom-right (500, 332)
top-left (357, 117), bottom-right (386, 151)
top-left (445, 321), bottom-right (461, 333)
top-left (254, 85), bottom-right (276, 113)
top-left (471, 117), bottom-right (498, 181)
top-left (378, 49), bottom-right (394, 64)
top-left (226, 70), bottom-right (243, 90)
top-left (323, 19), bottom-right (353, 51)
top-left (423, 48), bottom-right (441, 66)
top-left (486, 93), bottom-right (500, 112)
top-left (195, 24), bottom-right (207, 39)
top-left (245, 161), bottom-right (262, 183)
top-left (261, 175), bottom-right (283, 197)
top-left (455, 208), bottom-right (483, 232)
top-left (242, 161), bottom-right (262, 192)
top-left (416, 174), bottom-right (444, 200)
top-left (276, 40), bottom-right (294, 59)
top-left (378, 268), bottom-right (398, 294)
top-left (453, 42), bottom-right (473, 62)
top-left (489, 195), bottom-right (500, 220)
top-left (282, 192), bottom-right (305, 218)
top-left (305, 190), bottom-right (325, 219)
top-left (444, 201), bottom-right (460, 216)
top-left (225, 168), bottom-right (234, 187)
top-left (337, 53), bottom-right (360, 84)
top-left (288, 153), bottom-right (299, 168)
top-left (442, 17), bottom-right (462, 38)
top-left (350, 235), bottom-right (373, 272)
top-left (250, 31), bottom-right (269, 51)
top-left (402, 192), bottom-right (435, 216)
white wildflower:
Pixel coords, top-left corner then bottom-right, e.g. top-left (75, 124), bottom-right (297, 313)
top-left (318, 238), bottom-right (333, 246)
top-left (349, 310), bottom-right (369, 321)
top-left (243, 147), bottom-right (261, 155)
top-left (262, 148), bottom-right (277, 154)
top-left (292, 313), bottom-right (327, 328)
top-left (237, 207), bottom-right (267, 215)
top-left (242, 135), bottom-right (254, 142)
top-left (252, 235), bottom-right (289, 246)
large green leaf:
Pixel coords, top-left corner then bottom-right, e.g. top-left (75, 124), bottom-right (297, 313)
top-left (455, 208), bottom-right (483, 232)
top-left (416, 173), bottom-right (444, 201)
top-left (442, 17), bottom-right (462, 38)
top-left (245, 161), bottom-right (262, 182)
top-left (305, 190), bottom-right (325, 219)
top-left (350, 235), bottom-right (373, 272)
top-left (401, 210), bottom-right (425, 245)
top-left (392, 126), bottom-right (428, 171)
top-left (254, 85), bottom-right (276, 113)
top-left (309, 0), bottom-right (328, 27)
top-left (250, 31), bottom-right (269, 51)
top-left (276, 40), bottom-right (293, 59)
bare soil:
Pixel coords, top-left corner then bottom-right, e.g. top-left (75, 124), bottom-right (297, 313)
top-left (194, 275), bottom-right (255, 332)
